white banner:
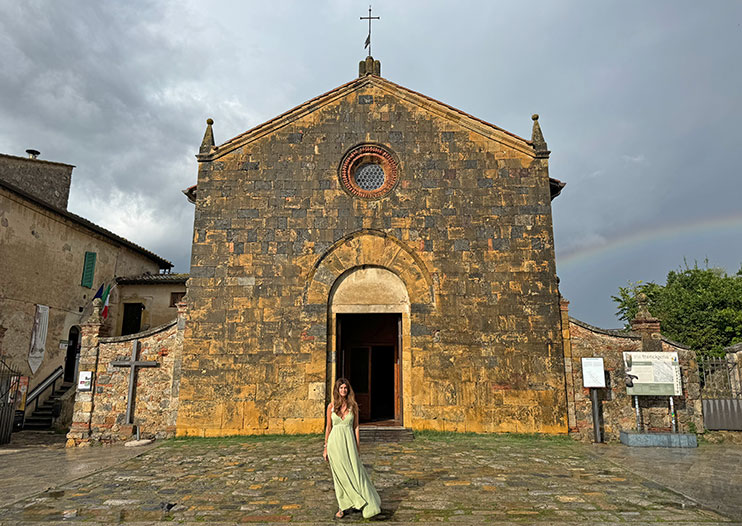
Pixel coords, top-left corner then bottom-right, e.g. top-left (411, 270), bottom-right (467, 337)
top-left (28, 304), bottom-right (49, 374)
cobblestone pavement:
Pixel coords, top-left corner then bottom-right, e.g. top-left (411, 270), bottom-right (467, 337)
top-left (0, 433), bottom-right (740, 525)
top-left (0, 431), bottom-right (157, 505)
top-left (596, 441), bottom-right (742, 520)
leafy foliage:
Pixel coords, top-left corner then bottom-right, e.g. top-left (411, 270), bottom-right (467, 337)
top-left (612, 262), bottom-right (742, 356)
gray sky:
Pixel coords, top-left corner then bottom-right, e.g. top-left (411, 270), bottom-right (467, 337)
top-left (1, 0), bottom-right (740, 328)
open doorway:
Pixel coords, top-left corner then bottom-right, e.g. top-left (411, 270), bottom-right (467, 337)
top-left (121, 303), bottom-right (143, 336)
top-left (337, 313), bottom-right (400, 425)
top-left (63, 326), bottom-right (80, 383)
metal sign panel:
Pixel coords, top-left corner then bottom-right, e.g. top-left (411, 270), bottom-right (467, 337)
top-left (582, 357), bottom-right (606, 388)
top-left (623, 351), bottom-right (682, 396)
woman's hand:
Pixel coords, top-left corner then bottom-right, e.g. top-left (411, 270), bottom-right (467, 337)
top-left (323, 446), bottom-right (328, 462)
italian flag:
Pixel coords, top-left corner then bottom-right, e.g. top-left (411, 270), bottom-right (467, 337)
top-left (101, 284), bottom-right (112, 319)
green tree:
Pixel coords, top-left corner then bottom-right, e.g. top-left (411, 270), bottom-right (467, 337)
top-left (612, 262), bottom-right (742, 356)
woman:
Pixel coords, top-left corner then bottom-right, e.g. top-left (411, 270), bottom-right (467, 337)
top-left (323, 378), bottom-right (381, 519)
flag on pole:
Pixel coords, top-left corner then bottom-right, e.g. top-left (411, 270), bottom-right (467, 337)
top-left (364, 35), bottom-right (370, 48)
top-left (92, 283), bottom-right (104, 300)
top-left (101, 284), bottom-right (112, 319)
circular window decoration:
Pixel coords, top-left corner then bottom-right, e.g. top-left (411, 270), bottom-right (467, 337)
top-left (339, 144), bottom-right (399, 199)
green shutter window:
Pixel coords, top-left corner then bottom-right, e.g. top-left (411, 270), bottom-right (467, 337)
top-left (81, 252), bottom-right (96, 288)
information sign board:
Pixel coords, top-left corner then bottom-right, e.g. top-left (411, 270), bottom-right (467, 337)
top-left (582, 357), bottom-right (606, 388)
top-left (623, 351), bottom-right (682, 396)
top-left (78, 371), bottom-right (93, 391)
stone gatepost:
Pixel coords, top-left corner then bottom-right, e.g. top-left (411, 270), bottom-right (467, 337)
top-left (630, 293), bottom-right (662, 352)
top-left (66, 299), bottom-right (103, 447)
top-left (629, 293), bottom-right (703, 433)
top-left (168, 299), bottom-right (188, 436)
top-left (559, 297), bottom-right (578, 432)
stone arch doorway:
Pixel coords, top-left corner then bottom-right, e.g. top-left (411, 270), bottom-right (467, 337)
top-left (330, 266), bottom-right (409, 426)
top-left (64, 326), bottom-right (81, 383)
top-left (301, 229), bottom-right (436, 430)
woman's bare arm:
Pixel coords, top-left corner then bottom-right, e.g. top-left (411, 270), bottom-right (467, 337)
top-left (323, 404), bottom-right (333, 461)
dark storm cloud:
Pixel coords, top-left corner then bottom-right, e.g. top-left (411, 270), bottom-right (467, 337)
top-left (1, 0), bottom-right (740, 327)
top-left (0, 1), bottom-right (217, 270)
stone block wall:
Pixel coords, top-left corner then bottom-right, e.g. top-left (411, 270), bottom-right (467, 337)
top-left (67, 302), bottom-right (185, 446)
top-left (0, 153), bottom-right (73, 210)
top-left (564, 313), bottom-right (703, 442)
top-left (178, 76), bottom-right (567, 436)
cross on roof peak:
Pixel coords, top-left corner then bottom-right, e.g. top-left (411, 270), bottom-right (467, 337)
top-left (360, 5), bottom-right (380, 57)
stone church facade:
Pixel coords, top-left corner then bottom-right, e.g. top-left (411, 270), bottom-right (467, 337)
top-left (176, 58), bottom-right (568, 436)
top-left (64, 59), bottom-right (705, 446)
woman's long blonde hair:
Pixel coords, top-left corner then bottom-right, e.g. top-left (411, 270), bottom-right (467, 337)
top-left (332, 377), bottom-right (359, 418)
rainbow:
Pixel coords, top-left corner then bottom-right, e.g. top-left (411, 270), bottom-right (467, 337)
top-left (556, 212), bottom-right (742, 270)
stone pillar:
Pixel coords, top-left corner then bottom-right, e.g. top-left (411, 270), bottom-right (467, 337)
top-left (168, 300), bottom-right (188, 436)
top-left (176, 300), bottom-right (188, 333)
top-left (559, 297), bottom-right (578, 432)
top-left (728, 350), bottom-right (742, 397)
top-left (66, 299), bottom-right (103, 447)
top-left (630, 293), bottom-right (662, 352)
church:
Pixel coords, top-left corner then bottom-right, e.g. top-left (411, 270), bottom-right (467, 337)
top-left (175, 55), bottom-right (569, 436)
top-left (63, 55), bottom-right (704, 446)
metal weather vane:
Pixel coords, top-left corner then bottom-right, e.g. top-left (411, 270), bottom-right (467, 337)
top-left (360, 5), bottom-right (380, 56)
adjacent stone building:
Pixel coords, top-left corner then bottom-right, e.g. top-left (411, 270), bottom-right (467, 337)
top-left (176, 57), bottom-right (569, 436)
top-left (0, 151), bottom-right (172, 421)
top-left (109, 273), bottom-right (188, 336)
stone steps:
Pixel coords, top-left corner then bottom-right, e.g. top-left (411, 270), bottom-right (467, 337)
top-left (23, 382), bottom-right (75, 430)
top-left (359, 426), bottom-right (414, 442)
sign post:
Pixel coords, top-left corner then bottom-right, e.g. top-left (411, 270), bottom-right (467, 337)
top-left (634, 395), bottom-right (642, 432)
top-left (624, 351), bottom-right (682, 434)
top-left (582, 357), bottom-right (606, 443)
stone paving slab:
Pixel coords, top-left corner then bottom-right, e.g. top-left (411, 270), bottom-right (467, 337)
top-left (595, 441), bottom-right (742, 520)
top-left (0, 431), bottom-right (158, 506)
top-left (0, 433), bottom-right (740, 525)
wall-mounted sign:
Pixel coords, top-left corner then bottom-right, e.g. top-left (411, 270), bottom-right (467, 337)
top-left (623, 351), bottom-right (682, 396)
top-left (16, 376), bottom-right (29, 411)
top-left (59, 340), bottom-right (69, 350)
top-left (78, 371), bottom-right (93, 391)
top-left (582, 357), bottom-right (606, 388)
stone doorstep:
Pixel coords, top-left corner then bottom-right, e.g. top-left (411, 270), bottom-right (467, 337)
top-left (619, 430), bottom-right (698, 448)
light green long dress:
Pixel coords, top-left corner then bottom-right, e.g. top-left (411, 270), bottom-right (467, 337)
top-left (327, 411), bottom-right (381, 518)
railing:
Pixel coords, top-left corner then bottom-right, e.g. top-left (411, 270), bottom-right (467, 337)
top-left (0, 358), bottom-right (21, 445)
top-left (25, 366), bottom-right (64, 412)
top-left (699, 356), bottom-right (742, 431)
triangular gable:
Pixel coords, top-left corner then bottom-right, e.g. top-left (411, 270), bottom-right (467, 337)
top-left (198, 75), bottom-right (537, 161)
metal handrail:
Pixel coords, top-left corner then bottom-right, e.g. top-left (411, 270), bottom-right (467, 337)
top-left (25, 366), bottom-right (64, 411)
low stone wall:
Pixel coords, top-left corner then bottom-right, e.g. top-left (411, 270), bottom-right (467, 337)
top-left (53, 387), bottom-right (76, 433)
top-left (564, 315), bottom-right (703, 442)
top-left (67, 300), bottom-right (185, 446)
